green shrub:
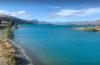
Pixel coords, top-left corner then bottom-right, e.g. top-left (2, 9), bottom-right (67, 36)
top-left (5, 18), bottom-right (14, 38)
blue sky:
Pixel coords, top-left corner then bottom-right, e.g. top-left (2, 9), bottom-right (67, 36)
top-left (0, 0), bottom-right (100, 22)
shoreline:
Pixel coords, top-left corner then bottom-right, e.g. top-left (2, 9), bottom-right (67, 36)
top-left (0, 27), bottom-right (34, 65)
top-left (0, 37), bottom-right (33, 65)
top-left (72, 27), bottom-right (85, 30)
top-left (0, 18), bottom-right (36, 65)
top-left (8, 39), bottom-right (33, 65)
top-left (72, 27), bottom-right (100, 31)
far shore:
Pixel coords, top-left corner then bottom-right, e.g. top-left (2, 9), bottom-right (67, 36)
top-left (72, 27), bottom-right (86, 30)
top-left (72, 26), bottom-right (100, 31)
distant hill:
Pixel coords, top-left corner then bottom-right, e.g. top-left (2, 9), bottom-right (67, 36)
top-left (0, 14), bottom-right (31, 24)
top-left (64, 20), bottom-right (100, 25)
top-left (1, 14), bottom-right (100, 25)
top-left (44, 20), bottom-right (100, 25)
top-left (26, 19), bottom-right (100, 25)
top-left (27, 20), bottom-right (53, 25)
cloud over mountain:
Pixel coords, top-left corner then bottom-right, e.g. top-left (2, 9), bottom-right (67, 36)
top-left (50, 8), bottom-right (100, 18)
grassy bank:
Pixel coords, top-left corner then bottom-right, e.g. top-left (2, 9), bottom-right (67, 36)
top-left (83, 27), bottom-right (98, 31)
top-left (73, 27), bottom-right (98, 31)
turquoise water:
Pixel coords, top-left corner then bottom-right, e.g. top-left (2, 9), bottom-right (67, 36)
top-left (14, 24), bottom-right (100, 65)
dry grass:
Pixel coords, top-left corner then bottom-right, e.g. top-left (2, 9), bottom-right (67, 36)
top-left (0, 38), bottom-right (17, 65)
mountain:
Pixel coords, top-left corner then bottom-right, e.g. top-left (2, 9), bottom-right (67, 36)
top-left (0, 14), bottom-right (31, 24)
top-left (26, 19), bottom-right (100, 25)
top-left (1, 14), bottom-right (100, 25)
top-left (27, 20), bottom-right (53, 25)
top-left (48, 20), bottom-right (100, 25)
top-left (65, 20), bottom-right (100, 25)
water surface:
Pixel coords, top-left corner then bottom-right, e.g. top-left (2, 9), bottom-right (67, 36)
top-left (14, 24), bottom-right (100, 65)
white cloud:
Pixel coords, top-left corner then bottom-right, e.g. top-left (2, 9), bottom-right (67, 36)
top-left (0, 10), bottom-right (30, 17)
top-left (0, 10), bottom-right (9, 15)
top-left (15, 10), bottom-right (29, 16)
top-left (50, 8), bottom-right (100, 18)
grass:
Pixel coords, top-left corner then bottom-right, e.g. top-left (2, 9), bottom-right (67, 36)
top-left (4, 18), bottom-right (14, 39)
top-left (83, 27), bottom-right (98, 31)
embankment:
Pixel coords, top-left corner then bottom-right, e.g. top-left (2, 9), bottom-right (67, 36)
top-left (0, 38), bottom-right (33, 65)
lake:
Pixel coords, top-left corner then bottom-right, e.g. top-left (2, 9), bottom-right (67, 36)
top-left (13, 24), bottom-right (100, 65)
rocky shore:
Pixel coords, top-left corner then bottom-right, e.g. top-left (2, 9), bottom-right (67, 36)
top-left (9, 39), bottom-right (33, 65)
top-left (0, 38), bottom-right (33, 65)
top-left (0, 38), bottom-right (16, 65)
top-left (0, 16), bottom-right (34, 65)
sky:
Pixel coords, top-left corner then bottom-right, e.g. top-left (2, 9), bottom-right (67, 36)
top-left (0, 0), bottom-right (100, 22)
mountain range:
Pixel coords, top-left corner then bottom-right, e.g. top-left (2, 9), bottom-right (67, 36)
top-left (29, 20), bottom-right (100, 25)
top-left (0, 14), bottom-right (100, 25)
top-left (0, 14), bottom-right (31, 24)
